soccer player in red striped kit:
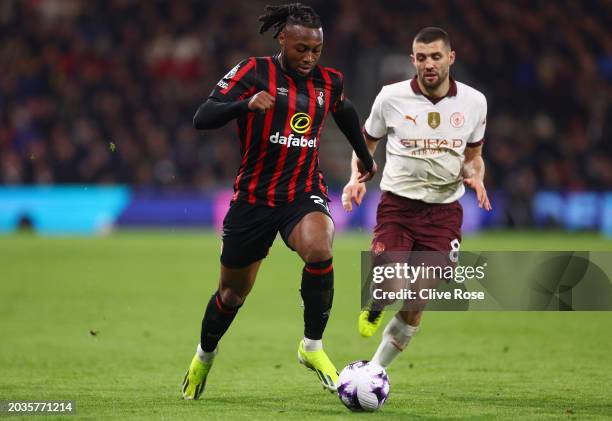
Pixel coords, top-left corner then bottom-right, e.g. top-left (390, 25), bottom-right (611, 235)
top-left (181, 3), bottom-right (376, 399)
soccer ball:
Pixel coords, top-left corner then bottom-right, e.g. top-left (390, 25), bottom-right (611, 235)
top-left (337, 360), bottom-right (390, 412)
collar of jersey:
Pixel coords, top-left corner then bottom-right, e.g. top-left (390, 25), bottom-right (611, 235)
top-left (410, 76), bottom-right (457, 105)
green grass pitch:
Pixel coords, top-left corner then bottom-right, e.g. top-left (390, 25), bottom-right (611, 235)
top-left (1, 231), bottom-right (611, 420)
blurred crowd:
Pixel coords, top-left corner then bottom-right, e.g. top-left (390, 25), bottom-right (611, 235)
top-left (1, 0), bottom-right (610, 195)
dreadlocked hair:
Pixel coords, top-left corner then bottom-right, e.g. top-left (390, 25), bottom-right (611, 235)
top-left (258, 3), bottom-right (322, 38)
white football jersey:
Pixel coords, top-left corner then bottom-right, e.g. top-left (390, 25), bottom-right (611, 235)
top-left (364, 77), bottom-right (487, 203)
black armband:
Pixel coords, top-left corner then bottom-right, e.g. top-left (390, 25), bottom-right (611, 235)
top-left (331, 98), bottom-right (374, 171)
top-left (193, 97), bottom-right (250, 130)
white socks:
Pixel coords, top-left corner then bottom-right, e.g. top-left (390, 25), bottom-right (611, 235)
top-left (196, 343), bottom-right (217, 363)
top-left (303, 338), bottom-right (323, 351)
top-left (371, 314), bottom-right (419, 368)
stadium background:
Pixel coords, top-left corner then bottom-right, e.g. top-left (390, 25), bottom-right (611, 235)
top-left (1, 0), bottom-right (611, 234)
top-left (1, 1), bottom-right (611, 420)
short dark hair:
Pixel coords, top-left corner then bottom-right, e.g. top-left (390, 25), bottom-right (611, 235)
top-left (258, 3), bottom-right (322, 38)
top-left (414, 27), bottom-right (451, 49)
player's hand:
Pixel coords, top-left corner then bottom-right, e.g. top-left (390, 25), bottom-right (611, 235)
top-left (342, 179), bottom-right (367, 212)
top-left (464, 178), bottom-right (492, 211)
top-left (248, 91), bottom-right (275, 112)
top-left (357, 159), bottom-right (377, 183)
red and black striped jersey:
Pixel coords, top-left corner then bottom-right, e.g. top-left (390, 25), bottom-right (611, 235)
top-left (209, 55), bottom-right (344, 207)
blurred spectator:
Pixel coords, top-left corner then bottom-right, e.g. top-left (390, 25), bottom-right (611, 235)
top-left (0, 0), bottom-right (610, 196)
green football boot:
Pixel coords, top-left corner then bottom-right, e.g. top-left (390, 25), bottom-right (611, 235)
top-left (358, 310), bottom-right (385, 337)
top-left (297, 340), bottom-right (339, 393)
top-left (181, 351), bottom-right (215, 400)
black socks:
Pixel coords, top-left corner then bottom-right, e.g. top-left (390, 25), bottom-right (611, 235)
top-left (200, 291), bottom-right (241, 352)
top-left (300, 259), bottom-right (334, 340)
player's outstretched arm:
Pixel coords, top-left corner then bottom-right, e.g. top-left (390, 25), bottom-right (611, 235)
top-left (463, 144), bottom-right (492, 211)
top-left (342, 135), bottom-right (379, 212)
top-left (332, 98), bottom-right (376, 182)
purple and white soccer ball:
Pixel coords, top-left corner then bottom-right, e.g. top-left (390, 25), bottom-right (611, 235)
top-left (337, 360), bottom-right (390, 412)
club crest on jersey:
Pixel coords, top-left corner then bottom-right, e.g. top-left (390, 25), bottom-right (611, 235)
top-left (315, 89), bottom-right (325, 108)
top-left (428, 112), bottom-right (441, 129)
top-left (290, 112), bottom-right (312, 134)
top-left (450, 112), bottom-right (464, 128)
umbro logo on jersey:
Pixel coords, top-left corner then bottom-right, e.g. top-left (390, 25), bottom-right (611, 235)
top-left (405, 114), bottom-right (418, 125)
top-left (277, 87), bottom-right (289, 96)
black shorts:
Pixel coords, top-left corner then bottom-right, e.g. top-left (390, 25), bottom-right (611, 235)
top-left (220, 191), bottom-right (333, 268)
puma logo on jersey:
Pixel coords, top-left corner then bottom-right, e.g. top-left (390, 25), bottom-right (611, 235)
top-left (404, 114), bottom-right (418, 125)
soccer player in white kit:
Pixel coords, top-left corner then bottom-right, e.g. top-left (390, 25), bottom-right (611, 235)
top-left (342, 27), bottom-right (492, 369)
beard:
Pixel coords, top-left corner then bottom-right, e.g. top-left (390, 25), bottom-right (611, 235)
top-left (280, 52), bottom-right (310, 80)
top-left (420, 69), bottom-right (447, 90)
